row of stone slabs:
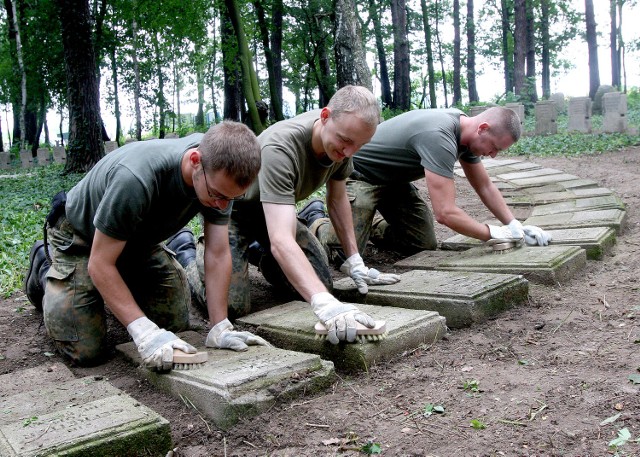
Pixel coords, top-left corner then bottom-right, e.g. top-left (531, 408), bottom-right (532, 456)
top-left (2, 157), bottom-right (623, 454)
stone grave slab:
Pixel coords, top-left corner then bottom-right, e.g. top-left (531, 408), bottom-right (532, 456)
top-left (36, 148), bottom-right (50, 166)
top-left (0, 366), bottom-right (170, 457)
top-left (496, 168), bottom-right (563, 181)
top-left (530, 195), bottom-right (625, 216)
top-left (238, 302), bottom-right (446, 373)
top-left (524, 209), bottom-right (626, 234)
top-left (332, 270), bottom-right (528, 329)
top-left (116, 331), bottom-right (335, 430)
top-left (395, 245), bottom-right (587, 285)
top-left (19, 150), bottom-right (32, 168)
top-left (504, 187), bottom-right (614, 207)
top-left (441, 226), bottom-right (616, 260)
top-left (506, 173), bottom-right (580, 189)
top-left (479, 158), bottom-right (524, 169)
top-left (482, 161), bottom-right (542, 177)
top-left (518, 179), bottom-right (599, 194)
top-left (0, 152), bottom-right (10, 169)
top-left (0, 363), bottom-right (75, 397)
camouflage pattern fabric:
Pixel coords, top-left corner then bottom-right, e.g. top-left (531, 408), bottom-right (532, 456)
top-left (313, 178), bottom-right (438, 261)
top-left (43, 216), bottom-right (190, 366)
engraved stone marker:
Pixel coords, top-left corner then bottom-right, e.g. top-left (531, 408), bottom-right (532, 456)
top-left (441, 226), bottom-right (616, 260)
top-left (496, 168), bottom-right (563, 181)
top-left (530, 195), bottom-right (625, 216)
top-left (505, 103), bottom-right (525, 127)
top-left (535, 100), bottom-right (557, 135)
top-left (395, 245), bottom-right (587, 285)
top-left (0, 365), bottom-right (171, 457)
top-left (523, 209), bottom-right (627, 234)
top-left (0, 152), bottom-right (10, 169)
top-left (104, 141), bottom-right (119, 153)
top-left (52, 146), bottom-right (66, 164)
top-left (36, 148), bottom-right (50, 166)
top-left (504, 187), bottom-right (614, 207)
top-left (567, 97), bottom-right (592, 133)
top-left (19, 150), bottom-right (32, 168)
top-left (469, 106), bottom-right (490, 117)
top-left (333, 270), bottom-right (528, 328)
top-left (603, 92), bottom-right (628, 133)
top-left (238, 303), bottom-right (446, 373)
top-left (550, 93), bottom-right (566, 114)
top-left (506, 173), bottom-right (581, 189)
top-left (116, 331), bottom-right (335, 429)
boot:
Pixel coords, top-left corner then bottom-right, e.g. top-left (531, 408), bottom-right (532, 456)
top-left (247, 241), bottom-right (264, 267)
top-left (24, 240), bottom-right (50, 311)
top-left (165, 228), bottom-right (196, 269)
top-left (297, 199), bottom-right (326, 228)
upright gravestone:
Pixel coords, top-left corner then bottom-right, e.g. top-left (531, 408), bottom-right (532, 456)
top-left (164, 132), bottom-right (178, 139)
top-left (104, 141), bottom-right (119, 153)
top-left (19, 150), bottom-right (32, 168)
top-left (535, 100), bottom-right (557, 135)
top-left (593, 84), bottom-right (615, 115)
top-left (469, 106), bottom-right (490, 117)
top-left (0, 152), bottom-right (10, 169)
top-left (550, 93), bottom-right (566, 114)
top-left (603, 92), bottom-right (628, 133)
top-left (567, 97), bottom-right (592, 133)
top-left (505, 103), bottom-right (525, 128)
top-left (36, 148), bottom-right (50, 166)
top-left (52, 146), bottom-right (66, 164)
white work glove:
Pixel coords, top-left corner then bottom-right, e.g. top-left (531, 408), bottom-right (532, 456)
top-left (126, 316), bottom-right (197, 371)
top-left (508, 219), bottom-right (552, 246)
top-left (205, 318), bottom-right (271, 351)
top-left (311, 292), bottom-right (375, 344)
top-left (339, 253), bottom-right (401, 294)
top-left (487, 223), bottom-right (524, 245)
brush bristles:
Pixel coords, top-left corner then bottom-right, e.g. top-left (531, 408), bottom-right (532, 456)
top-left (172, 362), bottom-right (207, 371)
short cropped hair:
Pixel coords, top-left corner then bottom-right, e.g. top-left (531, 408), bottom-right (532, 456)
top-left (327, 85), bottom-right (381, 128)
top-left (198, 121), bottom-right (261, 188)
top-left (477, 107), bottom-right (522, 142)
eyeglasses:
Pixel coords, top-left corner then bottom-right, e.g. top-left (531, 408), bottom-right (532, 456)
top-left (201, 168), bottom-right (245, 202)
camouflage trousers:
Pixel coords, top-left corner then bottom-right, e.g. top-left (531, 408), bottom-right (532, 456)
top-left (312, 178), bottom-right (438, 263)
top-left (43, 215), bottom-right (190, 366)
top-left (191, 215), bottom-right (332, 319)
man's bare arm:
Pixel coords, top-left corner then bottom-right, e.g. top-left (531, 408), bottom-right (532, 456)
top-left (461, 160), bottom-right (515, 225)
top-left (325, 179), bottom-right (358, 258)
top-left (202, 221), bottom-right (232, 326)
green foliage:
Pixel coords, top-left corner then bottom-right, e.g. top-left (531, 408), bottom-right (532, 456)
top-left (360, 442), bottom-right (382, 454)
top-left (0, 165), bottom-right (83, 297)
top-left (470, 419), bottom-right (486, 430)
top-left (507, 131), bottom-right (640, 157)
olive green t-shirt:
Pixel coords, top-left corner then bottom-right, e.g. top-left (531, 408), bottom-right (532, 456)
top-left (352, 109), bottom-right (480, 183)
top-left (65, 134), bottom-right (231, 246)
top-left (242, 109), bottom-right (352, 205)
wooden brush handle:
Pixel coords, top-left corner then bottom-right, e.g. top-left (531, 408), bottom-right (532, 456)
top-left (173, 349), bottom-right (208, 364)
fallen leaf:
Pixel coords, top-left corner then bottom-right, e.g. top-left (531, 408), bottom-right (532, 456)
top-left (321, 438), bottom-right (342, 446)
top-left (628, 373), bottom-right (640, 385)
top-left (461, 366), bottom-right (473, 372)
top-left (401, 427), bottom-right (412, 433)
top-left (600, 413), bottom-right (621, 426)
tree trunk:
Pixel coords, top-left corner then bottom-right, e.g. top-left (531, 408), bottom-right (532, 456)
top-left (8, 0), bottom-right (27, 151)
top-left (194, 45), bottom-right (205, 128)
top-left (55, 0), bottom-right (104, 173)
top-left (370, 0), bottom-right (392, 107)
top-left (219, 4), bottom-right (243, 121)
top-left (152, 33), bottom-right (166, 139)
top-left (610, 0), bottom-right (620, 88)
top-left (434, 0), bottom-right (448, 107)
top-left (452, 0), bottom-right (461, 106)
top-left (224, 0), bottom-right (265, 133)
top-left (110, 46), bottom-right (122, 145)
top-left (271, 0), bottom-right (283, 118)
top-left (466, 0), bottom-right (479, 104)
top-left (420, 0), bottom-right (437, 108)
top-left (540, 0), bottom-right (551, 98)
top-left (131, 17), bottom-right (142, 140)
top-left (524, 0), bottom-right (537, 104)
top-left (334, 0), bottom-right (372, 91)
top-left (584, 0), bottom-right (600, 100)
top-left (253, 0), bottom-right (284, 120)
top-left (391, 0), bottom-right (410, 110)
top-left (513, 0), bottom-right (527, 96)
top-left (500, 0), bottom-right (514, 94)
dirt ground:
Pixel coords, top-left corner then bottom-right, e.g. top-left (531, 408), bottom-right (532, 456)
top-left (1, 148), bottom-right (639, 457)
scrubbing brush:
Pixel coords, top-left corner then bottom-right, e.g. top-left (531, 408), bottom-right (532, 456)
top-left (485, 237), bottom-right (523, 254)
top-left (314, 320), bottom-right (388, 343)
top-left (172, 349), bottom-right (208, 370)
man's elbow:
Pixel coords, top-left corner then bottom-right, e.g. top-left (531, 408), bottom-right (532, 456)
top-left (433, 210), bottom-right (453, 228)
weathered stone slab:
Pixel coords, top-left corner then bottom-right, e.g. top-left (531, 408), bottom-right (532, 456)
top-left (36, 148), bottom-right (50, 166)
top-left (504, 187), bottom-right (614, 206)
top-left (507, 173), bottom-right (581, 188)
top-left (496, 168), bottom-right (563, 181)
top-left (535, 100), bottom-right (558, 135)
top-left (19, 150), bottom-right (32, 168)
top-left (52, 146), bottom-right (66, 164)
top-left (238, 302), bottom-right (446, 373)
top-left (482, 161), bottom-right (542, 177)
top-left (0, 152), bottom-right (10, 169)
top-left (395, 245), bottom-right (587, 285)
top-left (441, 226), bottom-right (616, 260)
top-left (603, 92), bottom-right (628, 133)
top-left (567, 96), bottom-right (592, 133)
top-left (479, 158), bottom-right (524, 169)
top-left (523, 209), bottom-right (627, 234)
top-left (104, 141), bottom-right (119, 153)
top-left (116, 331), bottom-right (335, 430)
top-left (333, 270), bottom-right (528, 329)
top-left (519, 179), bottom-right (599, 194)
top-left (530, 195), bottom-right (625, 216)
top-left (0, 368), bottom-right (171, 457)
